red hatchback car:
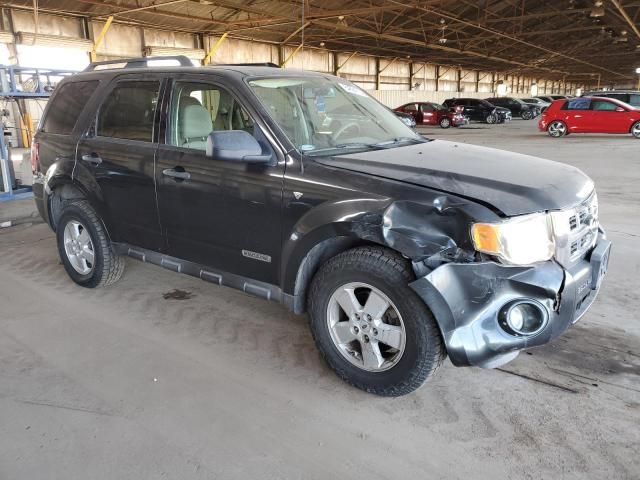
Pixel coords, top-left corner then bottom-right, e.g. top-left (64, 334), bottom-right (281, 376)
top-left (539, 96), bottom-right (640, 138)
top-left (395, 102), bottom-right (467, 128)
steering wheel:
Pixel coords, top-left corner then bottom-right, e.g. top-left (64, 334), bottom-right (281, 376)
top-left (334, 121), bottom-right (361, 141)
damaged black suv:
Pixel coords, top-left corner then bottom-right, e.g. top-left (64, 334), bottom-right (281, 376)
top-left (33, 57), bottom-right (611, 396)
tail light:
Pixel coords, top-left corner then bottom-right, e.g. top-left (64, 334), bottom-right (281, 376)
top-left (30, 141), bottom-right (40, 173)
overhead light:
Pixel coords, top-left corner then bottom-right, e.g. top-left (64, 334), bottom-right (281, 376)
top-left (199, 0), bottom-right (214, 4)
top-left (338, 15), bottom-right (344, 20)
top-left (636, 67), bottom-right (640, 74)
top-left (319, 42), bottom-right (325, 47)
top-left (590, 1), bottom-right (605, 17)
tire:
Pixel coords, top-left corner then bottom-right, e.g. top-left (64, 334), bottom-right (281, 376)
top-left (56, 200), bottom-right (124, 288)
top-left (631, 121), bottom-right (640, 139)
top-left (307, 246), bottom-right (445, 396)
top-left (485, 114), bottom-right (497, 124)
top-left (547, 120), bottom-right (568, 137)
top-left (439, 117), bottom-right (451, 128)
top-left (521, 110), bottom-right (533, 120)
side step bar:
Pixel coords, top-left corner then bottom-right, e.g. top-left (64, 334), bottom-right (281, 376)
top-left (114, 243), bottom-right (293, 307)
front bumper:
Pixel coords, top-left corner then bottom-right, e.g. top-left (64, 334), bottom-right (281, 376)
top-left (410, 233), bottom-right (611, 368)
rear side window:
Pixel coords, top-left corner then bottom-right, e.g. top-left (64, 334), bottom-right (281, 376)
top-left (42, 80), bottom-right (98, 134)
top-left (562, 98), bottom-right (590, 110)
top-left (628, 94), bottom-right (640, 107)
top-left (97, 81), bottom-right (160, 142)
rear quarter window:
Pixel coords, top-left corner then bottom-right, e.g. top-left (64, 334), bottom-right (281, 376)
top-left (562, 98), bottom-right (590, 110)
top-left (42, 80), bottom-right (99, 135)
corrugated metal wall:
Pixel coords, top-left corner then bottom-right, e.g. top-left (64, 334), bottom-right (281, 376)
top-left (1, 8), bottom-right (583, 122)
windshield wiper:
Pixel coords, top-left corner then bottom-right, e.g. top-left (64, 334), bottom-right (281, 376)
top-left (303, 142), bottom-right (382, 155)
top-left (373, 136), bottom-right (428, 147)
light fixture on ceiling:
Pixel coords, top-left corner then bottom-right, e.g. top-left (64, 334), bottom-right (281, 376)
top-left (636, 67), bottom-right (640, 74)
top-left (590, 1), bottom-right (605, 18)
top-left (319, 42), bottom-right (325, 47)
top-left (199, 0), bottom-right (214, 4)
top-left (438, 19), bottom-right (447, 44)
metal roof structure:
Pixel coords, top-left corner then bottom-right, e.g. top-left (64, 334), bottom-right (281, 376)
top-left (4, 0), bottom-right (640, 82)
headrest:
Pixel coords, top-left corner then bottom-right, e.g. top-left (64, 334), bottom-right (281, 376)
top-left (179, 104), bottom-right (213, 141)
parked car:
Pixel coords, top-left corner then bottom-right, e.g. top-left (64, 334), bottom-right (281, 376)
top-left (32, 56), bottom-right (611, 396)
top-left (536, 95), bottom-right (568, 103)
top-left (394, 111), bottom-right (417, 130)
top-left (522, 97), bottom-right (550, 112)
top-left (581, 90), bottom-right (640, 108)
top-left (539, 96), bottom-right (640, 138)
top-left (485, 97), bottom-right (540, 120)
top-left (443, 98), bottom-right (501, 123)
top-left (394, 102), bottom-right (468, 128)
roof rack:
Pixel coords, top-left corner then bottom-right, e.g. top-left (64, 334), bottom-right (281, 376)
top-left (211, 62), bottom-right (280, 68)
top-left (84, 55), bottom-right (193, 72)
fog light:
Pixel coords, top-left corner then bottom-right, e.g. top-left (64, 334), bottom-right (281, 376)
top-left (499, 301), bottom-right (548, 336)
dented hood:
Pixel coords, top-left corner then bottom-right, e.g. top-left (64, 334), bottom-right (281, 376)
top-left (315, 140), bottom-right (594, 216)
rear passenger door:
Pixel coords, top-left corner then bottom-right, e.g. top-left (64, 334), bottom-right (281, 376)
top-left (76, 76), bottom-right (165, 251)
top-left (561, 98), bottom-right (591, 132)
top-left (590, 99), bottom-right (630, 133)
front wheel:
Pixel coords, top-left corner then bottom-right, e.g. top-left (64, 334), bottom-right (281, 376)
top-left (547, 120), bottom-right (568, 137)
top-left (56, 200), bottom-right (125, 288)
top-left (631, 121), bottom-right (640, 139)
top-left (439, 117), bottom-right (451, 128)
top-left (307, 247), bottom-right (445, 396)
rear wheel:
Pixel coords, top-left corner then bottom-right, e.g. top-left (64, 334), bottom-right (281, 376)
top-left (307, 246), bottom-right (445, 396)
top-left (631, 121), bottom-right (640, 139)
top-left (56, 200), bottom-right (124, 288)
top-left (521, 110), bottom-right (533, 120)
top-left (439, 117), bottom-right (451, 128)
top-left (547, 120), bottom-right (568, 137)
top-left (486, 114), bottom-right (497, 124)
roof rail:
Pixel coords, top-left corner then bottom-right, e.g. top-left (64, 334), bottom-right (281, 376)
top-left (211, 62), bottom-right (280, 68)
top-left (84, 55), bottom-right (193, 72)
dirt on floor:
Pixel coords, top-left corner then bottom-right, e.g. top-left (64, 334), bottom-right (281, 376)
top-left (0, 121), bottom-right (638, 479)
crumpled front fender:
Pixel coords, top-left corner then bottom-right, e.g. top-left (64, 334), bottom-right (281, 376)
top-left (409, 261), bottom-right (565, 367)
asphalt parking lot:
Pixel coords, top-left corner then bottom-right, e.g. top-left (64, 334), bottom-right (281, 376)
top-left (1, 119), bottom-right (638, 479)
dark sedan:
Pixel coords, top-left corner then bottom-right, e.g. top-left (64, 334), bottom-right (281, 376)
top-left (443, 98), bottom-right (504, 124)
top-left (485, 97), bottom-right (540, 120)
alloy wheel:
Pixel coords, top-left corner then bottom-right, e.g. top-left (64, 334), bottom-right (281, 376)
top-left (632, 122), bottom-right (640, 138)
top-left (63, 220), bottom-right (95, 275)
top-left (548, 121), bottom-right (567, 137)
top-left (486, 114), bottom-right (497, 124)
top-left (440, 117), bottom-right (451, 128)
top-left (326, 282), bottom-right (406, 372)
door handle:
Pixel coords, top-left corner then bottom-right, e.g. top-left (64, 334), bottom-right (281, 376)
top-left (162, 168), bottom-right (191, 180)
top-left (81, 153), bottom-right (102, 165)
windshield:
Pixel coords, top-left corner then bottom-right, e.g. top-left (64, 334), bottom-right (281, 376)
top-left (248, 76), bottom-right (421, 155)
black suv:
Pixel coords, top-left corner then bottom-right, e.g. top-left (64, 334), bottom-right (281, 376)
top-left (442, 98), bottom-right (511, 123)
top-left (485, 97), bottom-right (540, 120)
top-left (32, 57), bottom-right (611, 396)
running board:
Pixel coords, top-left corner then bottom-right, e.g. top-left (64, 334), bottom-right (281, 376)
top-left (113, 243), bottom-right (293, 307)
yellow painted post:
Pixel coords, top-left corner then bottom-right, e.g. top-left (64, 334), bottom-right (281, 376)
top-left (203, 32), bottom-right (229, 65)
top-left (90, 16), bottom-right (114, 63)
top-left (280, 44), bottom-right (303, 67)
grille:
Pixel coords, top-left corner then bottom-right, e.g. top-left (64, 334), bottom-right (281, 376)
top-left (551, 193), bottom-right (599, 268)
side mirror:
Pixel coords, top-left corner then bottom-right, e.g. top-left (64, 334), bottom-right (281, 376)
top-left (206, 130), bottom-right (272, 164)
top-left (615, 107), bottom-right (625, 112)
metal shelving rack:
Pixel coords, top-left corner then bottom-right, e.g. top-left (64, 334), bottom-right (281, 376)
top-left (0, 64), bottom-right (76, 201)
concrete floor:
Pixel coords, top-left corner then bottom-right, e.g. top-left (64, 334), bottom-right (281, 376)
top-left (0, 120), bottom-right (638, 479)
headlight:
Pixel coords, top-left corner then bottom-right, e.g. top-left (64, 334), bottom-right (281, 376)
top-left (471, 213), bottom-right (555, 265)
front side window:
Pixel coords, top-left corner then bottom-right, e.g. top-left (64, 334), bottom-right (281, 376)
top-left (169, 82), bottom-right (255, 151)
top-left (591, 100), bottom-right (618, 111)
top-left (97, 81), bottom-right (160, 142)
top-left (248, 76), bottom-right (419, 155)
top-left (43, 80), bottom-right (98, 134)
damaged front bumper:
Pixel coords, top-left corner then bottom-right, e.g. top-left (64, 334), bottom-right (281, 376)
top-left (410, 233), bottom-right (611, 368)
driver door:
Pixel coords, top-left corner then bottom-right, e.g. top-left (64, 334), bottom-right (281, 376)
top-left (155, 78), bottom-right (285, 284)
